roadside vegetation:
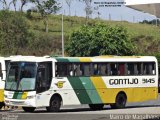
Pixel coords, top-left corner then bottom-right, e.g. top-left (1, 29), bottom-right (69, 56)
top-left (0, 0), bottom-right (160, 65)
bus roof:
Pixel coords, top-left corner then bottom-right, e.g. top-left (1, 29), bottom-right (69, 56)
top-left (9, 56), bottom-right (157, 63)
top-left (10, 56), bottom-right (56, 62)
top-left (53, 56), bottom-right (157, 62)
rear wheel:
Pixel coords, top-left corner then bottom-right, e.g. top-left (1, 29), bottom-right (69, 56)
top-left (89, 104), bottom-right (104, 110)
top-left (22, 107), bottom-right (36, 112)
top-left (0, 102), bottom-right (4, 109)
top-left (110, 93), bottom-right (127, 109)
top-left (46, 96), bottom-right (62, 112)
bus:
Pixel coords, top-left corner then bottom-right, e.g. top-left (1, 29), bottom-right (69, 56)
top-left (4, 56), bottom-right (158, 112)
top-left (0, 56), bottom-right (25, 109)
top-left (0, 57), bottom-right (11, 109)
top-left (158, 68), bottom-right (160, 93)
top-left (0, 56), bottom-right (36, 109)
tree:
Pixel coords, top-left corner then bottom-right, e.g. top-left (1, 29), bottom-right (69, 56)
top-left (94, 6), bottom-right (101, 19)
top-left (0, 10), bottom-right (32, 55)
top-left (65, 0), bottom-right (73, 16)
top-left (32, 0), bottom-right (60, 33)
top-left (0, 0), bottom-right (12, 10)
top-left (79, 0), bottom-right (93, 20)
top-left (20, 0), bottom-right (33, 12)
top-left (20, 0), bottom-right (28, 12)
top-left (66, 24), bottom-right (135, 57)
top-left (12, 0), bottom-right (17, 11)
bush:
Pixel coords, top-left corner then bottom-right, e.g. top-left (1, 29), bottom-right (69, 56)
top-left (27, 33), bottom-right (61, 56)
top-left (0, 10), bottom-right (32, 55)
top-left (132, 35), bottom-right (160, 55)
top-left (66, 23), bottom-right (135, 57)
top-left (153, 53), bottom-right (160, 69)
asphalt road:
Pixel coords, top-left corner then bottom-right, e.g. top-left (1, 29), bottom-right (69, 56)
top-left (0, 95), bottom-right (160, 120)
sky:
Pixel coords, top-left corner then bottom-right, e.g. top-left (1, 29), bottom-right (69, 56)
top-left (125, 0), bottom-right (160, 5)
top-left (60, 0), bottom-right (156, 22)
top-left (0, 0), bottom-right (157, 22)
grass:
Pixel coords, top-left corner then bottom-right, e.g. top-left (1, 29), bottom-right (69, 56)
top-left (27, 13), bottom-right (160, 40)
top-left (24, 13), bottom-right (160, 56)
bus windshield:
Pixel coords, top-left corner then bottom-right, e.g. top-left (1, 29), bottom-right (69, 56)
top-left (5, 62), bottom-right (37, 91)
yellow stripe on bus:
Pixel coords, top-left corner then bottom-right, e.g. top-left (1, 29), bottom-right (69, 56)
top-left (79, 57), bottom-right (92, 62)
top-left (95, 56), bottom-right (141, 58)
top-left (90, 77), bottom-right (109, 103)
top-left (21, 92), bottom-right (28, 99)
top-left (0, 89), bottom-right (4, 102)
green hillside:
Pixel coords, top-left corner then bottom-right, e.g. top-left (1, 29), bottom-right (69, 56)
top-left (26, 13), bottom-right (160, 55)
top-left (0, 10), bottom-right (160, 56)
top-left (29, 14), bottom-right (160, 38)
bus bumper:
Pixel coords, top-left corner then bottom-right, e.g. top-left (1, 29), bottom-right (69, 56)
top-left (4, 91), bottom-right (36, 107)
top-left (4, 98), bottom-right (36, 107)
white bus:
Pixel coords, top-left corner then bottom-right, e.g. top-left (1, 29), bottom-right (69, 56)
top-left (4, 56), bottom-right (158, 112)
top-left (0, 56), bottom-right (26, 109)
top-left (0, 57), bottom-right (11, 109)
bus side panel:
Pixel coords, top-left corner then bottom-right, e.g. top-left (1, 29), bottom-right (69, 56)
top-left (132, 87), bottom-right (158, 102)
top-left (52, 76), bottom-right (158, 105)
top-left (0, 89), bottom-right (4, 102)
top-left (51, 77), bottom-right (81, 106)
top-left (99, 87), bottom-right (158, 103)
top-left (90, 76), bottom-right (158, 104)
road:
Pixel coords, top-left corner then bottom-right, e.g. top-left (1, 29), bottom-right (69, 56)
top-left (0, 95), bottom-right (160, 120)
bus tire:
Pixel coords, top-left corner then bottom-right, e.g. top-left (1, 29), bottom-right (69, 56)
top-left (46, 96), bottom-right (61, 112)
top-left (0, 102), bottom-right (4, 109)
top-left (22, 107), bottom-right (36, 112)
top-left (89, 104), bottom-right (104, 110)
top-left (110, 93), bottom-right (127, 109)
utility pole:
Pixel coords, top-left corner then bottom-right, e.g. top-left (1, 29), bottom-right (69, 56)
top-left (109, 13), bottom-right (111, 21)
top-left (153, 5), bottom-right (157, 26)
top-left (62, 4), bottom-right (64, 57)
top-left (133, 16), bottom-right (135, 23)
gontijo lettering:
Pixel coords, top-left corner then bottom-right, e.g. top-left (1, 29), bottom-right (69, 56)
top-left (109, 78), bottom-right (138, 85)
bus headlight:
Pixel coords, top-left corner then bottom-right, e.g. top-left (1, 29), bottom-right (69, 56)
top-left (27, 95), bottom-right (35, 99)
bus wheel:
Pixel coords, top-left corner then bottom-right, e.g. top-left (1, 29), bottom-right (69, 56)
top-left (46, 96), bottom-right (61, 112)
top-left (89, 104), bottom-right (104, 110)
top-left (110, 93), bottom-right (127, 109)
top-left (0, 102), bottom-right (4, 109)
top-left (22, 107), bottom-right (36, 112)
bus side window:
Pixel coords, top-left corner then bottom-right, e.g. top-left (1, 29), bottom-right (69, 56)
top-left (80, 64), bottom-right (84, 76)
top-left (110, 63), bottom-right (118, 75)
top-left (143, 63), bottom-right (150, 75)
top-left (75, 64), bottom-right (81, 76)
top-left (100, 63), bottom-right (108, 76)
top-left (83, 63), bottom-right (91, 76)
top-left (149, 62), bottom-right (156, 75)
top-left (73, 64), bottom-right (79, 76)
top-left (56, 63), bottom-right (68, 77)
top-left (127, 63), bottom-right (134, 75)
top-left (135, 63), bottom-right (142, 75)
top-left (68, 63), bottom-right (82, 76)
top-left (151, 62), bottom-right (156, 75)
top-left (68, 63), bottom-right (73, 76)
top-left (93, 63), bottom-right (101, 75)
top-left (118, 63), bottom-right (125, 75)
